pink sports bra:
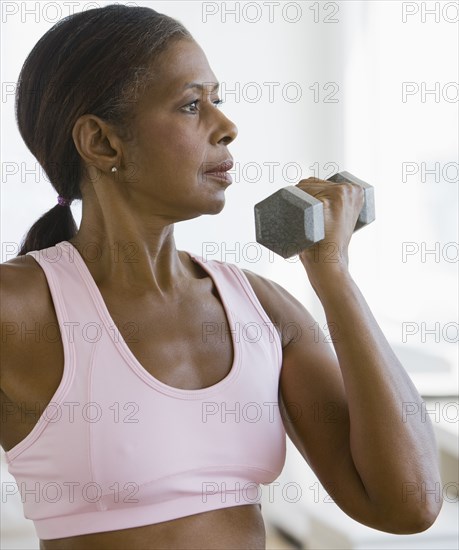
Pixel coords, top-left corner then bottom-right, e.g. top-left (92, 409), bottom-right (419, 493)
top-left (4, 240), bottom-right (286, 539)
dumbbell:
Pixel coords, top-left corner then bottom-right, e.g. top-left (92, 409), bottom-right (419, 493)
top-left (254, 171), bottom-right (375, 259)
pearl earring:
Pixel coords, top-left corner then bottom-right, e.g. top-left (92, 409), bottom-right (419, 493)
top-left (111, 166), bottom-right (117, 173)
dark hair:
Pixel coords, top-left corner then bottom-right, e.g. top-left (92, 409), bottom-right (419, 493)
top-left (16, 4), bottom-right (192, 256)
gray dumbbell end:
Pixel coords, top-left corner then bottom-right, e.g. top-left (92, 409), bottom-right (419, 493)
top-left (254, 186), bottom-right (324, 259)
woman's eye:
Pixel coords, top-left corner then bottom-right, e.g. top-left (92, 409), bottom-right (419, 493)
top-left (182, 98), bottom-right (224, 113)
top-left (183, 100), bottom-right (200, 113)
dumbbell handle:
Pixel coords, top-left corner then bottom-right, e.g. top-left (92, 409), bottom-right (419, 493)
top-left (275, 171), bottom-right (375, 237)
top-left (254, 171), bottom-right (375, 259)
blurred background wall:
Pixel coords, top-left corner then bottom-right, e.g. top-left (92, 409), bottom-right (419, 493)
top-left (1, 1), bottom-right (457, 548)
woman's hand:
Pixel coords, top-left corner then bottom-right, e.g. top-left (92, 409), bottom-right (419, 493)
top-left (295, 177), bottom-right (365, 276)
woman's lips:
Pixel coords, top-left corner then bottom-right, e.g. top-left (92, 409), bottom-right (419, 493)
top-left (203, 159), bottom-right (233, 185)
top-left (204, 159), bottom-right (234, 173)
top-left (203, 171), bottom-right (232, 185)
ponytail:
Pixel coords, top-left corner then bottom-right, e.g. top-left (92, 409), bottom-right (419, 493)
top-left (17, 203), bottom-right (78, 256)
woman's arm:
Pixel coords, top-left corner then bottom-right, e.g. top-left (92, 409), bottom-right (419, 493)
top-left (243, 177), bottom-right (442, 534)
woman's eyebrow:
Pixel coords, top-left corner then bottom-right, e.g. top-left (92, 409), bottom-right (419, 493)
top-left (182, 81), bottom-right (220, 92)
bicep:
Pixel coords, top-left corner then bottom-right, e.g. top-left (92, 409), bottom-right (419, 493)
top-left (278, 296), bottom-right (352, 474)
top-left (276, 287), bottom-right (373, 519)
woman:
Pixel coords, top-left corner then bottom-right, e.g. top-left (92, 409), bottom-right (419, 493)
top-left (1, 4), bottom-right (442, 550)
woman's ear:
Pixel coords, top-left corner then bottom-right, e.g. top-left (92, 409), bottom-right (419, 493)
top-left (72, 114), bottom-right (123, 177)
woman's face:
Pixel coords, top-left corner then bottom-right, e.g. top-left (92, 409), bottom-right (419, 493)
top-left (120, 38), bottom-right (238, 221)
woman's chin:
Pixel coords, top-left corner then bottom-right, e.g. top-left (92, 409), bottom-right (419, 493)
top-left (208, 194), bottom-right (227, 214)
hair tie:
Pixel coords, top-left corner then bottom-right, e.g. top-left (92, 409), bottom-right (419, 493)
top-left (57, 195), bottom-right (73, 207)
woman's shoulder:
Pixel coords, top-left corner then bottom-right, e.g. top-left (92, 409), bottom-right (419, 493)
top-left (239, 267), bottom-right (298, 349)
top-left (1, 253), bottom-right (49, 310)
top-left (1, 254), bottom-right (55, 375)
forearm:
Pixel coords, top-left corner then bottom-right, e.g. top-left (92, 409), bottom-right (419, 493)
top-left (306, 265), bottom-right (442, 521)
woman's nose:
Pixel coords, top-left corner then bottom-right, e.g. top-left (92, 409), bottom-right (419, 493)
top-left (215, 112), bottom-right (238, 145)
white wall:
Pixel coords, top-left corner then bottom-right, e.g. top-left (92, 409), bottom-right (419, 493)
top-left (1, 1), bottom-right (458, 548)
top-left (339, 1), bottom-right (458, 394)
